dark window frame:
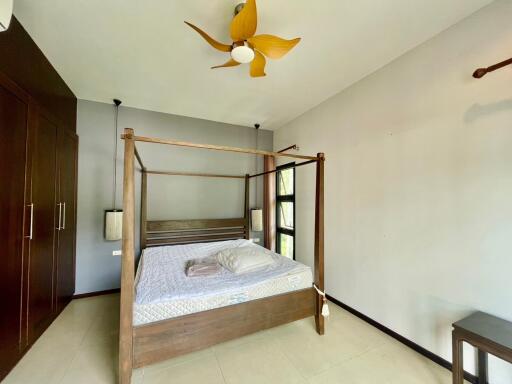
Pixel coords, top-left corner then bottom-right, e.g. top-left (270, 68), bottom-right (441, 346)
top-left (276, 162), bottom-right (296, 260)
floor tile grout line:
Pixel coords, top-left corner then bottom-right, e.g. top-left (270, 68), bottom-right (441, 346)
top-left (143, 348), bottom-right (216, 377)
top-left (274, 313), bottom-right (392, 382)
top-left (270, 335), bottom-right (310, 383)
top-left (55, 300), bottom-right (110, 384)
top-left (53, 340), bottom-right (83, 384)
top-left (305, 345), bottom-right (380, 382)
top-left (304, 337), bottom-right (426, 384)
top-left (213, 349), bottom-right (229, 384)
top-left (77, 312), bottom-right (101, 347)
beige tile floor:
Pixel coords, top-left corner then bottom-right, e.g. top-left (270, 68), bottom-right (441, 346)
top-left (4, 294), bottom-right (462, 384)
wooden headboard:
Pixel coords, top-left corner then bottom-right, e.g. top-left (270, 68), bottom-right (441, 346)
top-left (143, 218), bottom-right (249, 247)
top-left (140, 171), bottom-right (250, 248)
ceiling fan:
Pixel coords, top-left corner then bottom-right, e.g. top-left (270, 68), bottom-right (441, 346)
top-left (185, 0), bottom-right (301, 77)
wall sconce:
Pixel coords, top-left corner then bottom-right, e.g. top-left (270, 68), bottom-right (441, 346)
top-left (105, 210), bottom-right (123, 241)
top-left (251, 208), bottom-right (263, 232)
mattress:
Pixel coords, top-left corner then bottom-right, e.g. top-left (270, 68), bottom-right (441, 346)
top-left (134, 239), bottom-right (313, 326)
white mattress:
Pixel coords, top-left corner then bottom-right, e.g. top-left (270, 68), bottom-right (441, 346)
top-left (134, 239), bottom-right (312, 326)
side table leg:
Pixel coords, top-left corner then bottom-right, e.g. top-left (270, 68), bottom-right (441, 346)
top-left (452, 331), bottom-right (464, 384)
top-left (478, 349), bottom-right (488, 384)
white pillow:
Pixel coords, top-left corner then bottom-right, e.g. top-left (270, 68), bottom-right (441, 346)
top-left (216, 246), bottom-right (275, 274)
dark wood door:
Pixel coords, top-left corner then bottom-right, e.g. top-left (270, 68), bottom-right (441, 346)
top-left (27, 110), bottom-right (57, 344)
top-left (0, 82), bottom-right (29, 380)
top-left (56, 129), bottom-right (77, 312)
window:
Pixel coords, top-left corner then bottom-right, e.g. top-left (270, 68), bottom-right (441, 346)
top-left (276, 163), bottom-right (295, 259)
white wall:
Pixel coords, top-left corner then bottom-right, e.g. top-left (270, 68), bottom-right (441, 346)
top-left (76, 100), bottom-right (272, 294)
top-left (274, 1), bottom-right (512, 382)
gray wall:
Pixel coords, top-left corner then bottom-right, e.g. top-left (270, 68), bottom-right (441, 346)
top-left (76, 100), bottom-right (272, 294)
top-left (275, 2), bottom-right (512, 382)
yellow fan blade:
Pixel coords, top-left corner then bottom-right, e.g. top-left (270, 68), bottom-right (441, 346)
top-left (185, 21), bottom-right (232, 52)
top-left (250, 51), bottom-right (266, 77)
top-left (212, 58), bottom-right (241, 69)
top-left (247, 35), bottom-right (301, 59)
top-left (230, 0), bottom-right (257, 41)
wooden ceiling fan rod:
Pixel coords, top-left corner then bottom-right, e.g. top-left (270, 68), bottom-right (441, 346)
top-left (473, 56), bottom-right (512, 79)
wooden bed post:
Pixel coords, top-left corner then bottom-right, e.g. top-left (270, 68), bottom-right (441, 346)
top-left (140, 170), bottom-right (147, 249)
top-left (244, 174), bottom-right (250, 239)
top-left (314, 153), bottom-right (325, 335)
top-left (120, 128), bottom-right (135, 384)
top-left (263, 155), bottom-right (276, 251)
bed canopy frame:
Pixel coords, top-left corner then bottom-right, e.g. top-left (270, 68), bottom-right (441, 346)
top-left (119, 128), bottom-right (325, 384)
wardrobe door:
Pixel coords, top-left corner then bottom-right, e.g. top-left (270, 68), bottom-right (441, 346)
top-left (27, 111), bottom-right (57, 344)
top-left (56, 129), bottom-right (78, 312)
top-left (0, 83), bottom-right (28, 380)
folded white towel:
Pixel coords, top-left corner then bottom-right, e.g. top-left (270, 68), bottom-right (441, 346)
top-left (186, 257), bottom-right (222, 277)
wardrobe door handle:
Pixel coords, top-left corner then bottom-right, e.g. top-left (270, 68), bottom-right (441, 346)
top-left (57, 202), bottom-right (62, 230)
top-left (62, 202), bottom-right (66, 230)
top-left (26, 203), bottom-right (34, 240)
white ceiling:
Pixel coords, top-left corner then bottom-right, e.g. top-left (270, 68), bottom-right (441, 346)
top-left (14, 0), bottom-right (492, 129)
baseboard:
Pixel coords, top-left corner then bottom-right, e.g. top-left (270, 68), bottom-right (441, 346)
top-left (326, 294), bottom-right (480, 384)
top-left (72, 288), bottom-right (120, 299)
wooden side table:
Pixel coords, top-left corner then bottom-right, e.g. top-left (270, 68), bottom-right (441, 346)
top-left (452, 312), bottom-right (512, 384)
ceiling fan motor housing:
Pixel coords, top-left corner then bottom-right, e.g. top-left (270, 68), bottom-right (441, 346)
top-left (234, 3), bottom-right (245, 16)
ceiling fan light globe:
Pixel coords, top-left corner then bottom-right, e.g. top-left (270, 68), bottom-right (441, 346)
top-left (231, 45), bottom-right (255, 64)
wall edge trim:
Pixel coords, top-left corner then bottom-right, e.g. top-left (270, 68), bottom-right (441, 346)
top-left (72, 288), bottom-right (120, 300)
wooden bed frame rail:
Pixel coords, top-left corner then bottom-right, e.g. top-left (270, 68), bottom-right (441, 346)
top-left (120, 128), bottom-right (325, 384)
top-left (144, 218), bottom-right (248, 247)
top-left (133, 288), bottom-right (316, 368)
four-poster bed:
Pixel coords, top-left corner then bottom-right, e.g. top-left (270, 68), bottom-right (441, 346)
top-left (119, 128), bottom-right (325, 384)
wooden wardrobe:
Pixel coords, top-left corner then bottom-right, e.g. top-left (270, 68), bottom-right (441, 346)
top-left (0, 18), bottom-right (78, 381)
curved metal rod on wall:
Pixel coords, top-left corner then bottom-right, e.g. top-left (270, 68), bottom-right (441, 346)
top-left (473, 57), bottom-right (512, 79)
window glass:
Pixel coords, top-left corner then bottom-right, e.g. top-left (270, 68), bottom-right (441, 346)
top-left (276, 163), bottom-right (295, 259)
top-left (278, 233), bottom-right (294, 259)
top-left (278, 201), bottom-right (294, 230)
top-left (278, 168), bottom-right (294, 196)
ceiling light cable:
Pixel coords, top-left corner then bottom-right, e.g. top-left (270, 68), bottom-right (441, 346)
top-left (112, 99), bottom-right (122, 210)
top-left (254, 123), bottom-right (260, 205)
